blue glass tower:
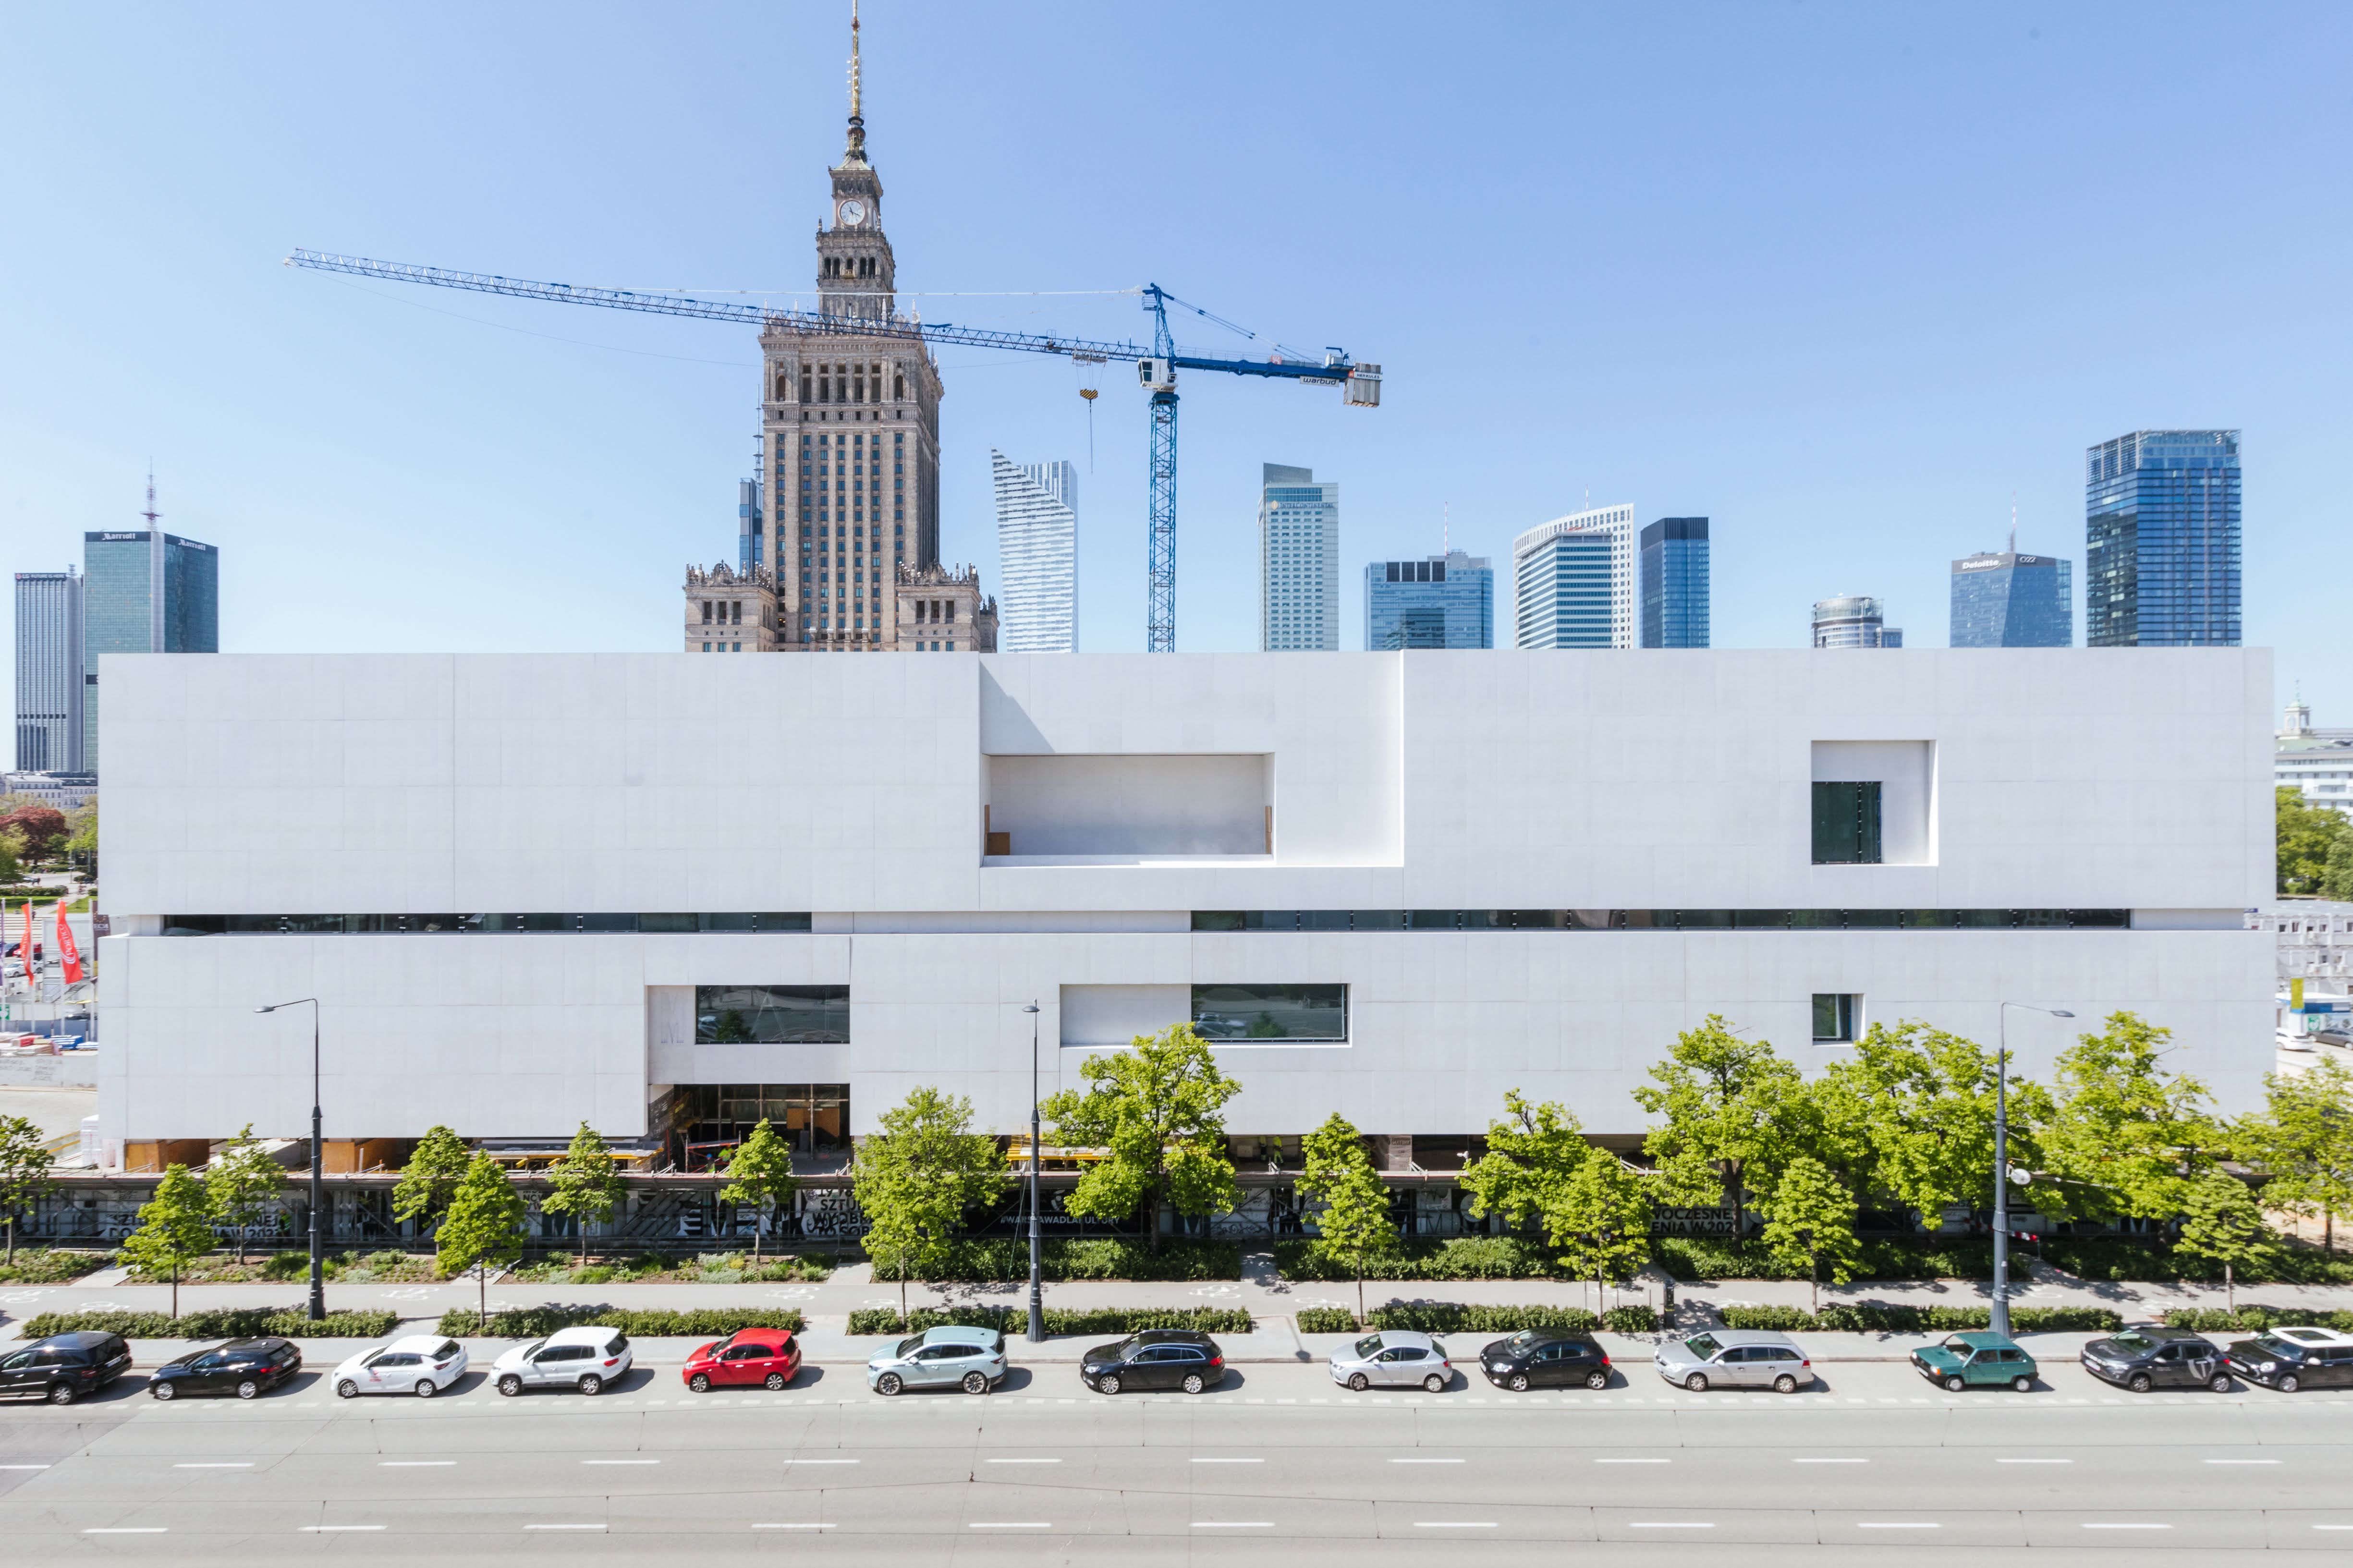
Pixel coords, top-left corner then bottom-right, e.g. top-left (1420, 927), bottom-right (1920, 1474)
top-left (1365, 552), bottom-right (1492, 649)
top-left (1950, 551), bottom-right (2072, 647)
top-left (82, 527), bottom-right (218, 770)
top-left (1638, 517), bottom-right (1709, 648)
top-left (2085, 430), bottom-right (2239, 646)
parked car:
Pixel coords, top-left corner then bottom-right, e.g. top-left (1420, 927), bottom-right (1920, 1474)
top-left (685, 1327), bottom-right (803, 1392)
top-left (492, 1326), bottom-right (632, 1396)
top-left (1079, 1330), bottom-right (1225, 1396)
top-left (0, 1332), bottom-right (131, 1404)
top-left (2223, 1326), bottom-right (2353, 1392)
top-left (1654, 1329), bottom-right (1813, 1393)
top-left (2079, 1326), bottom-right (2229, 1393)
top-left (1910, 1331), bottom-right (2036, 1392)
top-left (332, 1337), bottom-right (467, 1399)
top-left (150, 1337), bottom-right (301, 1400)
top-left (1479, 1328), bottom-right (1611, 1392)
top-left (866, 1326), bottom-right (1007, 1397)
top-left (1327, 1329), bottom-right (1452, 1392)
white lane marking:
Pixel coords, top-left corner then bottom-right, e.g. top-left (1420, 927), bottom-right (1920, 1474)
top-left (1596, 1458), bottom-right (1669, 1464)
top-left (1390, 1458), bottom-right (1464, 1464)
top-left (1857, 1522), bottom-right (1940, 1529)
top-left (1413, 1522), bottom-right (1497, 1529)
top-left (581, 1459), bottom-right (658, 1466)
top-left (85, 1529), bottom-right (167, 1534)
top-left (301, 1525), bottom-right (386, 1532)
top-left (2083, 1523), bottom-right (2170, 1530)
top-left (381, 1461), bottom-right (455, 1467)
top-left (1194, 1458), bottom-right (1264, 1464)
top-left (1795, 1458), bottom-right (1867, 1464)
top-left (523, 1523), bottom-right (607, 1531)
top-left (2314, 1525), bottom-right (2353, 1531)
top-left (1997, 1459), bottom-right (2072, 1464)
top-left (753, 1522), bottom-right (836, 1529)
top-left (1629, 1522), bottom-right (1714, 1529)
top-left (783, 1459), bottom-right (859, 1465)
top-left (988, 1459), bottom-right (1061, 1465)
top-left (0, 1464), bottom-right (52, 1470)
top-left (174, 1462), bottom-right (253, 1469)
top-left (2205, 1459), bottom-right (2279, 1464)
top-left (1194, 1522), bottom-right (1273, 1528)
top-left (970, 1522), bottom-right (1052, 1529)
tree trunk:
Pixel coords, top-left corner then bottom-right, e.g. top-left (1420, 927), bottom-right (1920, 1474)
top-left (6, 1214), bottom-right (14, 1265)
top-left (2226, 1260), bottom-right (2235, 1315)
top-left (899, 1252), bottom-right (909, 1322)
top-left (1810, 1258), bottom-right (1819, 1314)
top-left (478, 1263), bottom-right (488, 1329)
top-left (2328, 1210), bottom-right (2336, 1253)
top-left (171, 1262), bottom-right (179, 1322)
top-left (1148, 1176), bottom-right (1164, 1256)
top-left (1356, 1263), bottom-right (1365, 1327)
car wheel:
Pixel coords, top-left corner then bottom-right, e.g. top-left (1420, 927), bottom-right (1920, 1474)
top-left (2208, 1374), bottom-right (2232, 1393)
top-left (149, 1380), bottom-right (174, 1401)
top-left (414, 1379), bottom-right (437, 1399)
top-left (2012, 1375), bottom-right (2033, 1393)
top-left (688, 1373), bottom-right (711, 1393)
top-left (876, 1372), bottom-right (903, 1397)
top-left (1775, 1374), bottom-right (1800, 1395)
top-left (237, 1380), bottom-right (262, 1401)
top-left (497, 1374), bottom-right (523, 1398)
top-left (1178, 1373), bottom-right (1205, 1395)
top-left (48, 1383), bottom-right (76, 1406)
top-left (2127, 1374), bottom-right (2152, 1394)
top-left (1509, 1374), bottom-right (1529, 1392)
top-left (1585, 1370), bottom-right (1609, 1391)
top-left (578, 1374), bottom-right (604, 1396)
top-left (1684, 1373), bottom-right (1708, 1393)
top-left (1096, 1374), bottom-right (1120, 1397)
top-left (1943, 1374), bottom-right (1965, 1393)
top-left (1422, 1373), bottom-right (1446, 1393)
top-left (2278, 1373), bottom-right (2301, 1393)
top-left (964, 1371), bottom-right (990, 1396)
top-left (336, 1379), bottom-right (359, 1399)
top-left (1347, 1372), bottom-right (1370, 1392)
top-left (766, 1372), bottom-right (788, 1392)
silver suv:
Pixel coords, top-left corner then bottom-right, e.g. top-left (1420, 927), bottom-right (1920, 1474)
top-left (1653, 1328), bottom-right (1813, 1393)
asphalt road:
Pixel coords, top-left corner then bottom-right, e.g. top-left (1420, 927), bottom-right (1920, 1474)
top-left (4, 1357), bottom-right (2353, 1565)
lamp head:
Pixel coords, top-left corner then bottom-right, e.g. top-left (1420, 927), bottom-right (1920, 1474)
top-left (2049, 1009), bottom-right (2075, 1019)
top-left (254, 1005), bottom-right (277, 1014)
top-left (1022, 1003), bottom-right (1040, 1015)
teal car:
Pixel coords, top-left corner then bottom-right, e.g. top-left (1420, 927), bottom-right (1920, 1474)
top-left (1910, 1331), bottom-right (2036, 1392)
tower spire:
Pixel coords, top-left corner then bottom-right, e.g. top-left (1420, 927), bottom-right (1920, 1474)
top-left (142, 465), bottom-right (159, 526)
top-left (2009, 491), bottom-right (2017, 556)
top-left (843, 0), bottom-right (867, 164)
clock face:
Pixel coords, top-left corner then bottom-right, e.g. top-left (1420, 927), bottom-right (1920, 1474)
top-left (840, 199), bottom-right (867, 227)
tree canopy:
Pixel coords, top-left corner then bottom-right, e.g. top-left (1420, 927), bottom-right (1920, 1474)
top-left (0, 1114), bottom-right (54, 1264)
top-left (540, 1123), bottom-right (624, 1266)
top-left (392, 1125), bottom-right (472, 1231)
top-left (2278, 788), bottom-right (2346, 896)
top-left (853, 1087), bottom-right (1004, 1316)
top-left (437, 1153), bottom-right (529, 1322)
top-left (1633, 1015), bottom-right (1811, 1232)
top-left (2040, 1012), bottom-right (2221, 1223)
top-left (206, 1125), bottom-right (284, 1264)
top-left (1298, 1113), bottom-right (1397, 1322)
top-left (122, 1164), bottom-right (215, 1319)
top-left (1758, 1155), bottom-right (1863, 1310)
top-left (717, 1118), bottom-right (799, 1260)
top-left (2234, 1058), bottom-right (2353, 1252)
top-left (1041, 1022), bottom-right (1241, 1253)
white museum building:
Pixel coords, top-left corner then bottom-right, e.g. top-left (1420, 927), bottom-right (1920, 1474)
top-left (94, 648), bottom-right (2273, 1170)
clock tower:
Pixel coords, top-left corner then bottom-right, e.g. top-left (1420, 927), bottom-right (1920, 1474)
top-left (816, 4), bottom-right (894, 322)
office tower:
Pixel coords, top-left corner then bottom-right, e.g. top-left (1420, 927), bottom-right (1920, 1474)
top-left (991, 451), bottom-right (1078, 652)
top-left (1512, 505), bottom-right (1634, 648)
top-left (1365, 551), bottom-right (1493, 649)
top-left (1259, 464), bottom-right (1340, 651)
top-left (83, 522), bottom-right (219, 771)
top-left (2085, 429), bottom-right (2240, 647)
top-left (738, 475), bottom-right (763, 574)
top-left (1639, 517), bottom-right (1710, 648)
top-left (1812, 596), bottom-right (1900, 648)
top-left (13, 569), bottom-right (84, 772)
top-left (1950, 550), bottom-right (2072, 647)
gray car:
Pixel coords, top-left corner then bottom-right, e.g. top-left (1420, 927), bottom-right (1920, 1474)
top-left (1653, 1328), bottom-right (1813, 1393)
top-left (866, 1326), bottom-right (1008, 1396)
top-left (1328, 1329), bottom-right (1452, 1392)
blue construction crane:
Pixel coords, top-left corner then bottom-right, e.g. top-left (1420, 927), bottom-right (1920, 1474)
top-left (286, 250), bottom-right (1380, 651)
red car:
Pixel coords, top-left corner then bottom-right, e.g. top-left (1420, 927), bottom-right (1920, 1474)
top-left (683, 1328), bottom-right (802, 1392)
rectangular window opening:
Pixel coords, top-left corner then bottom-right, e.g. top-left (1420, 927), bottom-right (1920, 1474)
top-left (1812, 993), bottom-right (1858, 1044)
top-left (694, 985), bottom-right (850, 1044)
top-left (1191, 983), bottom-right (1347, 1043)
top-left (1811, 780), bottom-right (1883, 864)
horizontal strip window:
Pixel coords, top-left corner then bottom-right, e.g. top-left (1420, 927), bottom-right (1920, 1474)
top-left (1191, 909), bottom-right (2132, 932)
top-left (697, 985), bottom-right (848, 1044)
top-left (1193, 983), bottom-right (1347, 1042)
top-left (160, 913), bottom-right (815, 936)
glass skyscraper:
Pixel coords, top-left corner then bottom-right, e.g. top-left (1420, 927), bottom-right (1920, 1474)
top-left (1638, 517), bottom-right (1709, 648)
top-left (1365, 551), bottom-right (1492, 649)
top-left (1512, 505), bottom-right (1634, 648)
top-left (1812, 596), bottom-right (1900, 648)
top-left (1259, 464), bottom-right (1339, 651)
top-left (2085, 429), bottom-right (2240, 646)
top-left (83, 528), bottom-right (219, 770)
top-left (13, 569), bottom-right (84, 773)
top-left (1950, 551), bottom-right (2072, 647)
top-left (990, 450), bottom-right (1078, 652)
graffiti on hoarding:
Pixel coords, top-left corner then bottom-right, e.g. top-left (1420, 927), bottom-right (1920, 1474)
top-left (1649, 1204), bottom-right (1748, 1237)
top-left (798, 1188), bottom-right (869, 1239)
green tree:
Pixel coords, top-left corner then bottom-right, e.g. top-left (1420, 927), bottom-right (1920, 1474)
top-left (540, 1123), bottom-right (624, 1267)
top-left (2040, 1012), bottom-right (2221, 1224)
top-left (0, 827), bottom-right (20, 886)
top-left (2234, 1058), bottom-right (2353, 1252)
top-left (1543, 1155), bottom-right (1656, 1311)
top-left (391, 1125), bottom-right (472, 1233)
top-left (2323, 823), bottom-right (2353, 903)
top-left (1632, 1016), bottom-right (1811, 1236)
top-left (121, 1164), bottom-right (216, 1319)
top-left (0, 1114), bottom-right (55, 1264)
top-left (2278, 787), bottom-right (2342, 895)
top-left (62, 800), bottom-right (96, 877)
top-left (206, 1124), bottom-right (284, 1265)
top-left (1297, 1113), bottom-right (1398, 1322)
top-left (0, 806), bottom-right (67, 864)
top-left (1040, 1022), bottom-right (1242, 1254)
top-left (852, 1087), bottom-right (1005, 1317)
top-left (1757, 1155), bottom-right (1863, 1312)
top-left (2176, 1171), bottom-right (2271, 1313)
top-left (1459, 1091), bottom-right (1595, 1235)
top-left (437, 1153), bottom-right (530, 1325)
top-left (717, 1118), bottom-right (799, 1261)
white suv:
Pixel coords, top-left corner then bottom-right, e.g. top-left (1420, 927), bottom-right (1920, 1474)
top-left (332, 1337), bottom-right (468, 1399)
top-left (492, 1326), bottom-right (633, 1396)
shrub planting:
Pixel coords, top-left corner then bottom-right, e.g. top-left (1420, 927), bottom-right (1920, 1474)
top-left (19, 1308), bottom-right (398, 1339)
top-left (1366, 1304), bottom-right (1600, 1335)
top-left (1294, 1307), bottom-right (1359, 1334)
top-left (1713, 1303), bottom-right (2119, 1334)
top-left (0, 1248), bottom-right (110, 1285)
top-left (1273, 1236), bottom-right (1553, 1282)
top-left (845, 1304), bottom-right (1253, 1337)
top-left (435, 1305), bottom-right (805, 1338)
top-left (903, 1237), bottom-right (1238, 1282)
top-left (1600, 1305), bottom-right (1661, 1334)
top-left (2160, 1305), bottom-right (2353, 1334)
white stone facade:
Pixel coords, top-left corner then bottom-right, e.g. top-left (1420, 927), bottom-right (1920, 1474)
top-left (96, 648), bottom-right (2274, 1148)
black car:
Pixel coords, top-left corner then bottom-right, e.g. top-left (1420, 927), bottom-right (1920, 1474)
top-left (1079, 1330), bottom-right (1225, 1396)
top-left (0, 1332), bottom-right (132, 1405)
top-left (148, 1337), bottom-right (303, 1401)
top-left (1479, 1329), bottom-right (1611, 1392)
top-left (2223, 1328), bottom-right (2353, 1393)
top-left (2079, 1325), bottom-right (2229, 1393)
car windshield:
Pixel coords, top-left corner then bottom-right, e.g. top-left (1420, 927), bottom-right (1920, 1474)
top-left (1504, 1330), bottom-right (1545, 1351)
top-left (518, 1339), bottom-right (546, 1359)
top-left (894, 1336), bottom-right (926, 1359)
top-left (2109, 1331), bottom-right (2157, 1352)
top-left (1683, 1334), bottom-right (1721, 1359)
top-left (1353, 1335), bottom-right (1384, 1359)
top-left (2255, 1333), bottom-right (2307, 1357)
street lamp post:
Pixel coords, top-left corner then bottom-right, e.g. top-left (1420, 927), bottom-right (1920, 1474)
top-left (256, 998), bottom-right (324, 1321)
top-left (1022, 1001), bottom-right (1044, 1343)
top-left (1992, 1003), bottom-right (2073, 1338)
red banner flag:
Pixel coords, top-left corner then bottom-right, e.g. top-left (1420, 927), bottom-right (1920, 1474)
top-left (55, 901), bottom-right (82, 985)
top-left (16, 900), bottom-right (28, 971)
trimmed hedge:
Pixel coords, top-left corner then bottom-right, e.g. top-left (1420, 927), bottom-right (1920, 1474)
top-left (1715, 1303), bottom-right (2120, 1334)
top-left (1602, 1306), bottom-right (1661, 1334)
top-left (846, 1305), bottom-right (1253, 1337)
top-left (1295, 1307), bottom-right (1359, 1334)
top-left (891, 1238), bottom-right (1239, 1283)
top-left (18, 1308), bottom-right (398, 1339)
top-left (1273, 1236), bottom-right (1556, 1282)
top-left (436, 1305), bottom-right (805, 1339)
top-left (2041, 1237), bottom-right (2353, 1286)
top-left (1296, 1303), bottom-right (1663, 1336)
top-left (2161, 1306), bottom-right (2353, 1334)
top-left (1655, 1236), bottom-right (1997, 1283)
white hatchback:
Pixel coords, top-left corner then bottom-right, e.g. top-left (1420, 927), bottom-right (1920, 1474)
top-left (492, 1325), bottom-right (633, 1396)
top-left (332, 1336), bottom-right (468, 1398)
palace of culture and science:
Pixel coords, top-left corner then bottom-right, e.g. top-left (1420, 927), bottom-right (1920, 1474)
top-left (684, 8), bottom-right (996, 655)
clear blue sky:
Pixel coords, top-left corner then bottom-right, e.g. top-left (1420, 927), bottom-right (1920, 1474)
top-left (4, 1), bottom-right (2344, 716)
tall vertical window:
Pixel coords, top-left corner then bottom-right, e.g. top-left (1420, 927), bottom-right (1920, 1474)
top-left (1811, 781), bottom-right (1883, 864)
